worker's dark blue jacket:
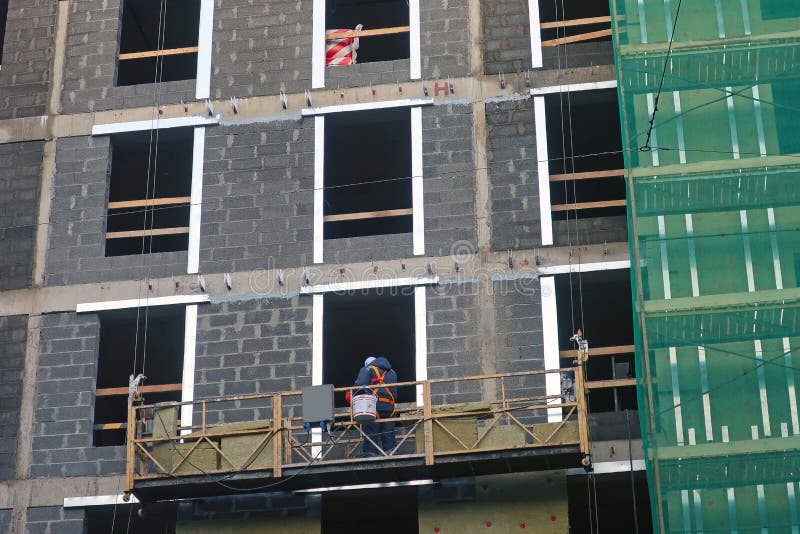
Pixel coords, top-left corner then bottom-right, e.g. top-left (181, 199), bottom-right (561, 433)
top-left (354, 357), bottom-right (398, 414)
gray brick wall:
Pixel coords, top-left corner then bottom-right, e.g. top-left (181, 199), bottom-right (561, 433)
top-left (0, 0), bottom-right (57, 119)
top-left (26, 506), bottom-right (84, 534)
top-left (195, 298), bottom-right (313, 424)
top-left (486, 99), bottom-right (539, 250)
top-left (421, 0), bottom-right (470, 79)
top-left (178, 493), bottom-right (318, 521)
top-left (62, 0), bottom-right (195, 114)
top-left (210, 0), bottom-right (313, 99)
top-left (483, 0), bottom-right (532, 75)
top-left (30, 312), bottom-right (126, 478)
top-left (493, 279), bottom-right (545, 413)
top-left (425, 283), bottom-right (481, 405)
top-left (200, 121), bottom-right (314, 273)
top-left (0, 141), bottom-right (44, 291)
top-left (0, 509), bottom-right (11, 533)
top-left (46, 135), bottom-right (187, 286)
top-left (423, 104), bottom-right (477, 257)
top-left (0, 315), bottom-right (27, 481)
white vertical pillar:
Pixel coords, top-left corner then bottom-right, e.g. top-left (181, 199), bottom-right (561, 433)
top-left (540, 276), bottom-right (561, 422)
top-left (533, 96), bottom-right (552, 246)
top-left (314, 116), bottom-right (325, 264)
top-left (312, 0), bottom-right (326, 88)
top-left (195, 0), bottom-right (214, 99)
top-left (528, 0), bottom-right (543, 68)
top-left (181, 304), bottom-right (198, 435)
top-left (411, 106), bottom-right (425, 255)
top-left (409, 0), bottom-right (421, 79)
top-left (414, 286), bottom-right (428, 406)
top-left (187, 127), bottom-right (206, 274)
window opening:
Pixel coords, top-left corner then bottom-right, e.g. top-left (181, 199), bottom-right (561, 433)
top-left (567, 472), bottom-right (652, 533)
top-left (117, 0), bottom-right (200, 86)
top-left (325, 0), bottom-right (410, 65)
top-left (105, 128), bottom-right (193, 257)
top-left (545, 88), bottom-right (626, 244)
top-left (94, 305), bottom-right (185, 446)
top-left (85, 503), bottom-right (177, 534)
top-left (760, 0), bottom-right (800, 20)
top-left (0, 0), bottom-right (8, 66)
top-left (555, 270), bottom-right (636, 413)
top-left (323, 289), bottom-right (416, 406)
top-left (537, 0), bottom-right (611, 48)
top-left (322, 487), bottom-right (418, 533)
top-left (324, 108), bottom-right (413, 239)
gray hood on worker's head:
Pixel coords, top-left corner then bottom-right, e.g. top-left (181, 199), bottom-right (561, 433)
top-left (364, 356), bottom-right (392, 370)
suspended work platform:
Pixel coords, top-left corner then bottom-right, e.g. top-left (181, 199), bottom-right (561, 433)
top-left (124, 368), bottom-right (591, 502)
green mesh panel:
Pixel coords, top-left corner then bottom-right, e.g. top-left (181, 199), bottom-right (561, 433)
top-left (612, 0), bottom-right (800, 531)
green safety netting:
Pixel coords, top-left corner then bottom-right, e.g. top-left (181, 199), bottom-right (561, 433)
top-left (611, 0), bottom-right (800, 531)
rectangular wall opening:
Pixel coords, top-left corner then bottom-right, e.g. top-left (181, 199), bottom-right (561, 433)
top-left (117, 0), bottom-right (200, 86)
top-left (323, 289), bottom-right (415, 405)
top-left (94, 305), bottom-right (185, 446)
top-left (105, 128), bottom-right (193, 257)
top-left (0, 0), bottom-right (8, 65)
top-left (322, 487), bottom-right (418, 533)
top-left (85, 503), bottom-right (177, 534)
top-left (555, 269), bottom-right (636, 413)
top-left (324, 108), bottom-right (413, 239)
top-left (325, 0), bottom-right (410, 65)
top-left (544, 88), bottom-right (626, 245)
top-left (538, 0), bottom-right (611, 48)
top-left (568, 472), bottom-right (652, 533)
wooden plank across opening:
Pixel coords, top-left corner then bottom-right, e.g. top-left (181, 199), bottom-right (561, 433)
top-left (324, 208), bottom-right (413, 223)
top-left (586, 378), bottom-right (637, 390)
top-left (106, 227), bottom-right (190, 240)
top-left (96, 383), bottom-right (183, 397)
top-left (550, 199), bottom-right (626, 212)
top-left (560, 345), bottom-right (635, 359)
top-left (108, 196), bottom-right (192, 210)
top-left (325, 26), bottom-right (410, 40)
top-left (95, 422), bottom-right (127, 431)
top-left (540, 16), bottom-right (611, 29)
top-left (550, 169), bottom-right (625, 182)
top-left (119, 46), bottom-right (199, 61)
top-left (542, 29), bottom-right (613, 47)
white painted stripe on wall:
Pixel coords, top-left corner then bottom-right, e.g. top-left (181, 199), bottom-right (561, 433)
top-left (531, 80), bottom-right (617, 95)
top-left (313, 294), bottom-right (323, 386)
top-left (77, 294), bottom-right (209, 313)
top-left (187, 127), bottom-right (206, 274)
top-left (411, 106), bottom-right (425, 255)
top-left (537, 260), bottom-right (630, 275)
top-left (64, 495), bottom-right (139, 507)
top-left (300, 276), bottom-right (439, 295)
top-left (195, 0), bottom-right (214, 99)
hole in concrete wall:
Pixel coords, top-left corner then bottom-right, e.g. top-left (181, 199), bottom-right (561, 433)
top-left (324, 108), bottom-right (413, 239)
top-left (555, 270), bottom-right (636, 413)
top-left (326, 0), bottom-right (410, 64)
top-left (0, 0), bottom-right (8, 64)
top-left (538, 0), bottom-right (611, 44)
top-left (85, 503), bottom-right (177, 534)
top-left (117, 0), bottom-right (200, 86)
top-left (568, 472), bottom-right (652, 533)
top-left (94, 306), bottom-right (185, 446)
top-left (322, 487), bottom-right (418, 533)
top-left (105, 128), bottom-right (192, 257)
top-left (323, 289), bottom-right (415, 405)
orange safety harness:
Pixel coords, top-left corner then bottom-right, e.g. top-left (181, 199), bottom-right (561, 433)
top-left (369, 365), bottom-right (396, 415)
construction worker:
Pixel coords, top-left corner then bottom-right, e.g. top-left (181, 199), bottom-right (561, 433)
top-left (349, 356), bottom-right (398, 457)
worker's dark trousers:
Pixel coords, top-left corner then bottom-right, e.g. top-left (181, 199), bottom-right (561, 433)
top-left (362, 409), bottom-right (396, 455)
